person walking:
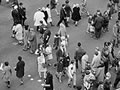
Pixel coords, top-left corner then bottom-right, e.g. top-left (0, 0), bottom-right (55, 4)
top-left (15, 56), bottom-right (25, 85)
top-left (28, 28), bottom-right (37, 54)
top-left (57, 4), bottom-right (68, 27)
top-left (2, 62), bottom-right (12, 88)
top-left (74, 42), bottom-right (86, 69)
top-left (71, 4), bottom-right (81, 26)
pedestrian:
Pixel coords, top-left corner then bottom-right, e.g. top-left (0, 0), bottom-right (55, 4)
top-left (53, 33), bottom-right (60, 50)
top-left (0, 0), bottom-right (1, 4)
top-left (34, 8), bottom-right (47, 31)
top-left (23, 25), bottom-right (30, 51)
top-left (113, 62), bottom-right (120, 89)
top-left (113, 20), bottom-right (120, 47)
top-left (93, 10), bottom-right (104, 39)
top-left (42, 71), bottom-right (54, 90)
top-left (46, 4), bottom-right (54, 26)
top-left (74, 42), bottom-right (86, 69)
top-left (28, 28), bottom-right (37, 54)
top-left (2, 62), bottom-right (12, 88)
top-left (37, 52), bottom-right (47, 79)
top-left (56, 57), bottom-right (63, 83)
top-left (113, 0), bottom-right (119, 11)
top-left (81, 52), bottom-right (89, 73)
top-left (57, 4), bottom-right (69, 27)
top-left (14, 23), bottom-right (23, 44)
top-left (18, 2), bottom-right (27, 26)
top-left (118, 9), bottom-right (120, 20)
top-left (50, 0), bottom-right (59, 15)
top-left (64, 0), bottom-right (72, 22)
top-left (43, 29), bottom-right (51, 47)
top-left (11, 5), bottom-right (21, 25)
top-left (67, 60), bottom-right (76, 88)
top-left (41, 7), bottom-right (48, 24)
top-left (71, 4), bottom-right (81, 26)
top-left (15, 56), bottom-right (25, 85)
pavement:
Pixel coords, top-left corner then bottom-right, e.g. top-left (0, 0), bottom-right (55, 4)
top-left (0, 0), bottom-right (120, 90)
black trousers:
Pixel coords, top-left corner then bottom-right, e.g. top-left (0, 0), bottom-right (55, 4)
top-left (95, 28), bottom-right (101, 38)
top-left (76, 59), bottom-right (78, 69)
top-left (57, 17), bottom-right (68, 27)
top-left (114, 75), bottom-right (120, 88)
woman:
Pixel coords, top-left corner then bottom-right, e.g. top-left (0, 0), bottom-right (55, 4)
top-left (71, 4), bottom-right (81, 26)
top-left (14, 23), bottom-right (23, 44)
top-left (28, 28), bottom-right (37, 54)
top-left (37, 53), bottom-right (47, 79)
top-left (58, 23), bottom-right (67, 37)
top-left (2, 62), bottom-right (12, 88)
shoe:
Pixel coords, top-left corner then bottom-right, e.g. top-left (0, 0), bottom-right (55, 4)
top-left (73, 85), bottom-right (76, 88)
top-left (7, 85), bottom-right (10, 88)
top-left (20, 82), bottom-right (23, 85)
top-left (68, 84), bottom-right (71, 88)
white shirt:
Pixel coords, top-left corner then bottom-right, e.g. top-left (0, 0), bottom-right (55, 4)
top-left (46, 7), bottom-right (51, 18)
top-left (34, 11), bottom-right (45, 26)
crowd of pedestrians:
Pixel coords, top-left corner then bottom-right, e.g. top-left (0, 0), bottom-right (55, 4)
top-left (1, 0), bottom-right (120, 90)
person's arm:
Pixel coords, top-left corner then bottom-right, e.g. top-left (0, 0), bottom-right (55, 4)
top-left (113, 25), bottom-right (116, 36)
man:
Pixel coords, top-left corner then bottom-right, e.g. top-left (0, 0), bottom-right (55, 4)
top-left (42, 71), bottom-right (54, 90)
top-left (50, 0), bottom-right (59, 15)
top-left (57, 4), bottom-right (68, 27)
top-left (43, 29), bottom-right (51, 47)
top-left (11, 5), bottom-right (21, 25)
top-left (64, 0), bottom-right (72, 22)
top-left (34, 8), bottom-right (47, 31)
top-left (18, 2), bottom-right (27, 26)
top-left (113, 20), bottom-right (120, 47)
top-left (46, 4), bottom-right (54, 26)
top-left (93, 10), bottom-right (104, 39)
top-left (15, 56), bottom-right (25, 85)
top-left (113, 0), bottom-right (119, 11)
top-left (74, 42), bottom-right (86, 69)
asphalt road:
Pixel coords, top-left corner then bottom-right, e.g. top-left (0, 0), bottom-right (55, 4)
top-left (0, 0), bottom-right (119, 90)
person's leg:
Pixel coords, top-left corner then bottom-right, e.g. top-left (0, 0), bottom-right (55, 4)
top-left (57, 18), bottom-right (63, 26)
top-left (63, 18), bottom-right (68, 27)
top-left (114, 76), bottom-right (120, 88)
top-left (73, 73), bottom-right (76, 88)
top-left (76, 59), bottom-right (78, 69)
top-left (39, 71), bottom-right (42, 78)
top-left (19, 77), bottom-right (24, 85)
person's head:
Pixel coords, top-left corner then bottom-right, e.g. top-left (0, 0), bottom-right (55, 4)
top-left (14, 5), bottom-right (18, 10)
top-left (96, 10), bottom-right (101, 16)
top-left (40, 20), bottom-right (43, 24)
top-left (76, 4), bottom-right (79, 7)
top-left (24, 25), bottom-right (29, 30)
top-left (19, 2), bottom-right (23, 6)
top-left (18, 56), bottom-right (22, 61)
top-left (71, 60), bottom-right (74, 64)
top-left (62, 4), bottom-right (65, 8)
top-left (85, 70), bottom-right (90, 75)
top-left (77, 42), bottom-right (81, 47)
top-left (42, 7), bottom-right (46, 11)
top-left (4, 62), bottom-right (9, 66)
top-left (94, 51), bottom-right (98, 56)
top-left (46, 4), bottom-right (49, 8)
top-left (65, 0), bottom-right (69, 4)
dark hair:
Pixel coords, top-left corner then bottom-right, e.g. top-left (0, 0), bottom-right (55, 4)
top-left (25, 25), bottom-right (29, 30)
top-left (19, 2), bottom-right (23, 5)
top-left (46, 4), bottom-right (49, 7)
top-left (116, 20), bottom-right (119, 23)
top-left (62, 4), bottom-right (65, 7)
top-left (78, 42), bottom-right (81, 47)
top-left (18, 56), bottom-right (22, 61)
top-left (65, 0), bottom-right (69, 3)
top-left (4, 62), bottom-right (9, 66)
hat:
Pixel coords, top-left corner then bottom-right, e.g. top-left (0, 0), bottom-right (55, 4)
top-left (14, 5), bottom-right (18, 9)
top-left (19, 2), bottom-right (23, 5)
top-left (76, 4), bottom-right (79, 7)
top-left (42, 7), bottom-right (46, 11)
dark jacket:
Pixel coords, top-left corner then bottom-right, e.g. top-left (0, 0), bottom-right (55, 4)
top-left (93, 15), bottom-right (104, 30)
top-left (64, 4), bottom-right (72, 17)
top-left (45, 73), bottom-right (53, 90)
top-left (60, 7), bottom-right (67, 19)
top-left (74, 47), bottom-right (86, 61)
top-left (15, 60), bottom-right (25, 78)
top-left (11, 9), bottom-right (21, 24)
top-left (56, 48), bottom-right (64, 62)
top-left (72, 7), bottom-right (81, 21)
